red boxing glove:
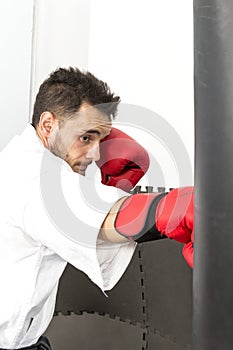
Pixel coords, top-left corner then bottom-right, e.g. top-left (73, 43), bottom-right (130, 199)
top-left (182, 241), bottom-right (194, 268)
top-left (96, 128), bottom-right (150, 192)
top-left (115, 186), bottom-right (194, 268)
top-left (156, 187), bottom-right (194, 268)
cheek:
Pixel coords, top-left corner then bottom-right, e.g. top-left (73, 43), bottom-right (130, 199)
top-left (67, 141), bottom-right (85, 159)
top-left (59, 124), bottom-right (77, 143)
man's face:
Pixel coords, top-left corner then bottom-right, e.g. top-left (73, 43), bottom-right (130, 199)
top-left (48, 104), bottom-right (112, 175)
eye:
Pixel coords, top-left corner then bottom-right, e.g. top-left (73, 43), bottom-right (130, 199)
top-left (80, 135), bottom-right (90, 143)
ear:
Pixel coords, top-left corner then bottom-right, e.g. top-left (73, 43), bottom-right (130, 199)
top-left (38, 112), bottom-right (58, 137)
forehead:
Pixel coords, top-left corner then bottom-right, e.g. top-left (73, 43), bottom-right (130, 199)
top-left (61, 104), bottom-right (112, 133)
top-left (78, 103), bottom-right (111, 127)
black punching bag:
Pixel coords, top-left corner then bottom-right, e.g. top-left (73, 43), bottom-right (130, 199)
top-left (194, 1), bottom-right (233, 349)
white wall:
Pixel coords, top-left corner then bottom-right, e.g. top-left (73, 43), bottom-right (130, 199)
top-left (0, 0), bottom-right (33, 150)
top-left (29, 0), bottom-right (194, 188)
top-left (88, 0), bottom-right (194, 188)
top-left (29, 0), bottom-right (90, 117)
top-left (3, 0), bottom-right (194, 187)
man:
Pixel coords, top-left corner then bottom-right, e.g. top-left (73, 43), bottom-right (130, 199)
top-left (0, 67), bottom-right (193, 349)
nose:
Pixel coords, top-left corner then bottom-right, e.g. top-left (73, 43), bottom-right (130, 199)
top-left (86, 143), bottom-right (100, 161)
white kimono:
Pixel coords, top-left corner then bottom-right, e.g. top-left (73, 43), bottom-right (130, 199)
top-left (0, 124), bottom-right (136, 348)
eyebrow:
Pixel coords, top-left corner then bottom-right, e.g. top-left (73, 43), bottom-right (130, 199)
top-left (84, 129), bottom-right (101, 136)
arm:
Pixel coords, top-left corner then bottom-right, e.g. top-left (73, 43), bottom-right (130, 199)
top-left (22, 166), bottom-right (136, 290)
top-left (99, 196), bottom-right (129, 243)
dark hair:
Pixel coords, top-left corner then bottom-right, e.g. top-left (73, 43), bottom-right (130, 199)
top-left (32, 67), bottom-right (120, 127)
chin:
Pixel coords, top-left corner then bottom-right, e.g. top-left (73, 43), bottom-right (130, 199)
top-left (72, 167), bottom-right (86, 176)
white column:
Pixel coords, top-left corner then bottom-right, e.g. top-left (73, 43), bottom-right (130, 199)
top-left (0, 0), bottom-right (33, 150)
top-left (30, 0), bottom-right (90, 117)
